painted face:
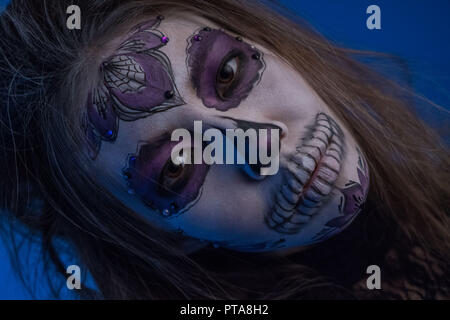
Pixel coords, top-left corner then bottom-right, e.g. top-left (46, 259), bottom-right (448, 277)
top-left (87, 14), bottom-right (369, 252)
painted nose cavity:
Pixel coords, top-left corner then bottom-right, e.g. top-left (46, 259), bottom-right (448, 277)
top-left (270, 121), bottom-right (288, 140)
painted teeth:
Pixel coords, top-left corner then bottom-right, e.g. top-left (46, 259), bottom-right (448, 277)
top-left (312, 130), bottom-right (329, 142)
top-left (316, 166), bottom-right (338, 182)
top-left (287, 162), bottom-right (309, 184)
top-left (301, 197), bottom-right (319, 208)
top-left (292, 154), bottom-right (316, 172)
top-left (322, 156), bottom-right (340, 172)
top-left (276, 190), bottom-right (295, 211)
top-left (299, 145), bottom-right (321, 159)
top-left (281, 184), bottom-right (298, 205)
top-left (266, 113), bottom-right (345, 234)
top-left (326, 147), bottom-right (342, 160)
top-left (274, 202), bottom-right (292, 217)
top-left (311, 177), bottom-right (333, 195)
top-left (286, 177), bottom-right (303, 194)
top-left (304, 188), bottom-right (322, 202)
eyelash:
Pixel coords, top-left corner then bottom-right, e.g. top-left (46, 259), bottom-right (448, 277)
top-left (215, 51), bottom-right (244, 100)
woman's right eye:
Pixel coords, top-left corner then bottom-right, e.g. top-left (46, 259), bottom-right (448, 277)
top-left (216, 55), bottom-right (240, 99)
top-left (187, 28), bottom-right (264, 111)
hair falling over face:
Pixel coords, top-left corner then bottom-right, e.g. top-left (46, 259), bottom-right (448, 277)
top-left (0, 0), bottom-right (449, 299)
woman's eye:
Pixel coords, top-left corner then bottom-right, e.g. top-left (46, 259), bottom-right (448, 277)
top-left (216, 56), bottom-right (240, 99)
top-left (187, 29), bottom-right (264, 110)
top-left (159, 151), bottom-right (193, 191)
top-left (163, 159), bottom-right (184, 178)
top-left (124, 142), bottom-right (210, 217)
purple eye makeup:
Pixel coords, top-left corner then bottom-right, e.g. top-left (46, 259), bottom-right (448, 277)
top-left (122, 137), bottom-right (210, 218)
top-left (187, 28), bottom-right (265, 111)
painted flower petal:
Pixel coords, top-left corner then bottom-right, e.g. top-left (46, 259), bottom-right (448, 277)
top-left (117, 18), bottom-right (167, 54)
top-left (104, 55), bottom-right (146, 94)
top-left (117, 30), bottom-right (166, 54)
top-left (84, 120), bottom-right (101, 160)
top-left (86, 88), bottom-right (118, 141)
top-left (131, 18), bottom-right (161, 33)
top-left (357, 166), bottom-right (370, 196)
top-left (340, 167), bottom-right (369, 216)
top-left (105, 53), bottom-right (174, 112)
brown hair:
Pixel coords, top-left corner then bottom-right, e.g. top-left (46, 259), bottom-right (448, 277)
top-left (0, 0), bottom-right (448, 299)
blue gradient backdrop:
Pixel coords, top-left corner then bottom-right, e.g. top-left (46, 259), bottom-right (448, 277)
top-left (0, 0), bottom-right (449, 299)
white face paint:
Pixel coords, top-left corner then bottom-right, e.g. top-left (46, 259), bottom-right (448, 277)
top-left (90, 13), bottom-right (369, 252)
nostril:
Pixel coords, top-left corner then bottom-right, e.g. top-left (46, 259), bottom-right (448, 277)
top-left (266, 121), bottom-right (288, 140)
top-left (275, 122), bottom-right (288, 140)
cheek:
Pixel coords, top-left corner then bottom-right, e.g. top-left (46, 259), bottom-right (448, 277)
top-left (243, 54), bottom-right (324, 122)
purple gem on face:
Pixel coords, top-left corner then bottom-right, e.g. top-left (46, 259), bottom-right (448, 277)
top-left (161, 36), bottom-right (169, 44)
top-left (193, 35), bottom-right (202, 41)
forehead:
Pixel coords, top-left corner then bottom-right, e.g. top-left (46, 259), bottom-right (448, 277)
top-left (110, 13), bottom-right (275, 63)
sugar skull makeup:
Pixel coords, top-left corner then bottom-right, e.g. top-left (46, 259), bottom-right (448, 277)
top-left (89, 14), bottom-right (369, 252)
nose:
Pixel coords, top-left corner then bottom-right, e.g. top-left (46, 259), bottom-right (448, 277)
top-left (269, 120), bottom-right (288, 140)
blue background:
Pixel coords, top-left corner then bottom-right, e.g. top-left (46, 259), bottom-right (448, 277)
top-left (0, 0), bottom-right (449, 299)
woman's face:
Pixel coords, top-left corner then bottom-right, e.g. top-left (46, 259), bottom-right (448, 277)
top-left (88, 13), bottom-right (369, 252)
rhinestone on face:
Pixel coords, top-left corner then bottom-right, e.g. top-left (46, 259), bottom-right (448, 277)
top-left (165, 90), bottom-right (174, 99)
top-left (122, 171), bottom-right (131, 180)
top-left (170, 202), bottom-right (178, 212)
top-left (161, 208), bottom-right (171, 216)
top-left (161, 36), bottom-right (169, 44)
top-left (193, 35), bottom-right (203, 41)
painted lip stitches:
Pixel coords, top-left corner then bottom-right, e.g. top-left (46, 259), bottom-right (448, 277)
top-left (266, 112), bottom-right (345, 234)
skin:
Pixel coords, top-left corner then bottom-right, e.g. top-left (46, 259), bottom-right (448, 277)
top-left (88, 13), bottom-right (369, 252)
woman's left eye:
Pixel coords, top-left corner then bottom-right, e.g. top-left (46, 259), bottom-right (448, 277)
top-left (159, 150), bottom-right (193, 192)
top-left (216, 55), bottom-right (240, 99)
top-left (124, 142), bottom-right (210, 217)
